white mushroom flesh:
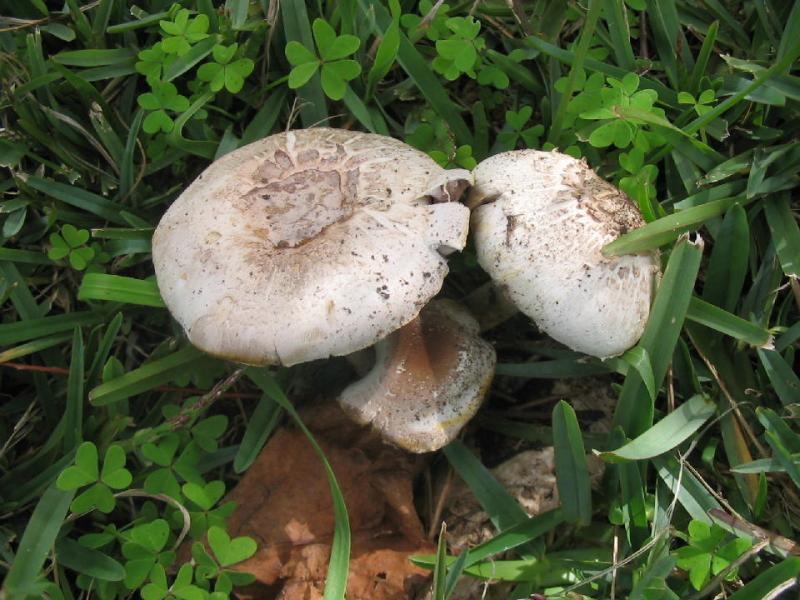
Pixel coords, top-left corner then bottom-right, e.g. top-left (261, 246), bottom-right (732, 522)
top-left (337, 300), bottom-right (496, 453)
top-left (468, 150), bottom-right (659, 358)
top-left (152, 128), bottom-right (472, 366)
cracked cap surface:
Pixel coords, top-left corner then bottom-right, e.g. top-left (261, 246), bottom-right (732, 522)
top-left (152, 128), bottom-right (472, 366)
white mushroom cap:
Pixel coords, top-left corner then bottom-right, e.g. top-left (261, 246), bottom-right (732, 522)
top-left (337, 300), bottom-right (496, 453)
top-left (468, 150), bottom-right (659, 358)
top-left (152, 128), bottom-right (472, 366)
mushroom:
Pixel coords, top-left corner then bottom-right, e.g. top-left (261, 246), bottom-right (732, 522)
top-left (336, 300), bottom-right (496, 453)
top-left (467, 150), bottom-right (659, 358)
top-left (152, 128), bottom-right (472, 367)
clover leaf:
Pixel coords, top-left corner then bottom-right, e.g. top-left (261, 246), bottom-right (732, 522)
top-left (135, 42), bottom-right (172, 86)
top-left (284, 18), bottom-right (361, 101)
top-left (477, 64), bottom-right (509, 89)
top-left (574, 73), bottom-right (665, 149)
top-left (182, 480), bottom-right (235, 539)
top-left (57, 441), bottom-right (99, 489)
top-left (191, 414), bottom-right (228, 453)
top-left (676, 520), bottom-right (752, 591)
top-left (433, 16), bottom-right (484, 80)
top-left (48, 224), bottom-right (96, 270)
top-left (159, 9), bottom-right (209, 56)
top-left (141, 564), bottom-right (204, 600)
top-left (197, 43), bottom-right (255, 93)
top-left (137, 82), bottom-right (190, 134)
top-left (182, 481), bottom-right (226, 512)
top-left (56, 442), bottom-right (132, 514)
top-left (207, 526), bottom-right (256, 568)
top-left (140, 564), bottom-right (169, 600)
top-left (102, 445), bottom-right (134, 489)
top-left (678, 88), bottom-right (716, 116)
top-left (142, 433), bottom-right (204, 500)
top-left (495, 106), bottom-right (544, 152)
top-left (121, 519), bottom-right (175, 589)
top-left (401, 0), bottom-right (451, 42)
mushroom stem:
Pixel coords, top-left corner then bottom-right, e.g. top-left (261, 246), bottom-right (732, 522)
top-left (462, 281), bottom-right (521, 333)
top-left (336, 301), bottom-right (496, 453)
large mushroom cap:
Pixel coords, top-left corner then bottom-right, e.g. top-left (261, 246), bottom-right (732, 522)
top-left (337, 300), bottom-right (496, 453)
top-left (152, 128), bottom-right (471, 366)
top-left (468, 150), bottom-right (659, 358)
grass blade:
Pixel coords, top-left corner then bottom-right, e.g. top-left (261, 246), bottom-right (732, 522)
top-left (727, 557), bottom-right (800, 599)
top-left (759, 412), bottom-right (800, 488)
top-left (757, 348), bottom-right (800, 405)
top-left (247, 368), bottom-right (350, 600)
top-left (240, 88), bottom-right (288, 145)
top-left (603, 0), bottom-right (636, 71)
top-left (2, 485), bottom-right (74, 597)
top-left (463, 508), bottom-right (564, 566)
top-left (63, 328), bottom-right (84, 450)
top-left (52, 48), bottom-right (134, 67)
top-left (444, 547), bottom-right (469, 598)
top-left (687, 20), bottom-right (719, 94)
top-left (233, 394), bottom-right (283, 473)
top-left (552, 401), bottom-right (591, 526)
top-left (686, 296), bottom-right (772, 346)
top-left (644, 0), bottom-right (687, 89)
top-left (731, 457), bottom-right (787, 474)
top-left (55, 537), bottom-right (125, 581)
top-left (432, 522), bottom-right (448, 600)
top-left (763, 193), bottom-right (800, 278)
top-left (24, 175), bottom-right (129, 225)
top-left (495, 358), bottom-right (612, 378)
top-left (613, 236), bottom-right (704, 435)
top-left (89, 345), bottom-right (205, 405)
top-left (78, 274), bottom-right (165, 307)
top-left (0, 333), bottom-right (72, 363)
top-left (703, 203), bottom-right (750, 312)
top-left (652, 454), bottom-right (722, 524)
top-left (602, 196), bottom-right (746, 256)
top-left (0, 311), bottom-right (104, 346)
top-left (604, 395), bottom-right (716, 461)
top-left (620, 346), bottom-right (656, 400)
top-left (757, 408), bottom-right (800, 453)
top-left (777, 1), bottom-right (800, 62)
top-left (163, 37), bottom-right (216, 81)
top-left (443, 440), bottom-right (529, 531)
top-left (86, 312), bottom-right (124, 386)
top-left (0, 247), bottom-right (51, 265)
top-left (775, 321), bottom-right (800, 352)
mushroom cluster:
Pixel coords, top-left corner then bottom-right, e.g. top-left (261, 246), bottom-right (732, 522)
top-left (152, 128), bottom-right (658, 453)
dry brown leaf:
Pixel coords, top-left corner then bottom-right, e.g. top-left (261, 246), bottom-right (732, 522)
top-left (224, 401), bottom-right (434, 600)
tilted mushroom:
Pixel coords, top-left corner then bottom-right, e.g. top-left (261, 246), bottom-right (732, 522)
top-left (152, 128), bottom-right (471, 366)
top-left (337, 300), bottom-right (496, 453)
top-left (468, 150), bottom-right (659, 358)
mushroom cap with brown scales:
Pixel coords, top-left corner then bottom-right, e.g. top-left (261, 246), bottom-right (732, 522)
top-left (336, 300), bottom-right (496, 453)
top-left (468, 150), bottom-right (660, 358)
top-left (152, 128), bottom-right (472, 366)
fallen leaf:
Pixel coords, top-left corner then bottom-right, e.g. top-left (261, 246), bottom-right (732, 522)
top-left (224, 401), bottom-right (434, 599)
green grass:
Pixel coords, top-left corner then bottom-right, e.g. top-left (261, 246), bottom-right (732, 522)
top-left (1, 1), bottom-right (800, 598)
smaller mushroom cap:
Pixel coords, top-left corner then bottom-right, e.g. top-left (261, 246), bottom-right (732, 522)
top-left (468, 150), bottom-right (659, 358)
top-left (152, 128), bottom-right (472, 366)
top-left (337, 300), bottom-right (496, 453)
